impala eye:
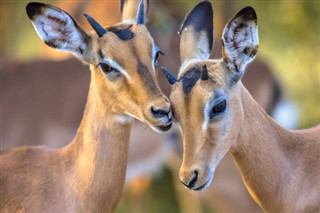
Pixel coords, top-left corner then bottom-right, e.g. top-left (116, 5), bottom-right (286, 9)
top-left (210, 100), bottom-right (227, 118)
top-left (98, 62), bottom-right (118, 74)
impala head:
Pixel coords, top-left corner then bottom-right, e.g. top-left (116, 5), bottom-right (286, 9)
top-left (162, 2), bottom-right (259, 190)
top-left (26, 0), bottom-right (172, 133)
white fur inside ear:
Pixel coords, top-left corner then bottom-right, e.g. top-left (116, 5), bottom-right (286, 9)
top-left (222, 20), bottom-right (259, 73)
top-left (31, 7), bottom-right (86, 56)
top-left (180, 30), bottom-right (211, 72)
top-left (196, 30), bottom-right (211, 60)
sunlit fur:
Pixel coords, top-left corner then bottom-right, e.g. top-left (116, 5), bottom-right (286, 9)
top-left (0, 1), bottom-right (171, 212)
top-left (171, 59), bottom-right (242, 190)
top-left (171, 3), bottom-right (320, 212)
top-left (89, 23), bottom-right (170, 128)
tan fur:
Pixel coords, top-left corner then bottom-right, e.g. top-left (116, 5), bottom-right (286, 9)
top-left (171, 3), bottom-right (320, 213)
top-left (171, 60), bottom-right (320, 212)
top-left (0, 1), bottom-right (171, 212)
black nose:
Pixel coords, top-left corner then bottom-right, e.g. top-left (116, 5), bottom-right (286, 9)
top-left (151, 106), bottom-right (170, 119)
top-left (181, 171), bottom-right (198, 189)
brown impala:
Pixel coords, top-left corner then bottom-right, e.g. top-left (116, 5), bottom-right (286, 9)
top-left (162, 2), bottom-right (320, 212)
top-left (0, 0), bottom-right (172, 212)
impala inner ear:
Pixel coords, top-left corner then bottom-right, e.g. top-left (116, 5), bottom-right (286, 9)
top-left (26, 2), bottom-right (91, 61)
top-left (179, 1), bottom-right (214, 67)
top-left (221, 6), bottom-right (259, 84)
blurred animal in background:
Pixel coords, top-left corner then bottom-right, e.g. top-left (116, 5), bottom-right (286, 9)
top-left (164, 1), bottom-right (320, 212)
top-left (1, 0), bottom-right (174, 212)
top-left (1, 1), bottom-right (299, 212)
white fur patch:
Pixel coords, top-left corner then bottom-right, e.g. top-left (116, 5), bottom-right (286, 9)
top-left (100, 57), bottom-right (131, 80)
top-left (152, 44), bottom-right (160, 70)
top-left (203, 100), bottom-right (211, 130)
top-left (31, 7), bottom-right (86, 57)
top-left (115, 115), bottom-right (134, 124)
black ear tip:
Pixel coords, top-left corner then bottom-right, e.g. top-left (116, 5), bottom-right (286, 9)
top-left (26, 2), bottom-right (45, 20)
top-left (197, 1), bottom-right (213, 8)
top-left (236, 6), bottom-right (257, 21)
top-left (193, 1), bottom-right (213, 15)
top-left (179, 0), bottom-right (213, 35)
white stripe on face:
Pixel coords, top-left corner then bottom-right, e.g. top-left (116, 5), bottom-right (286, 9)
top-left (152, 44), bottom-right (160, 71)
top-left (100, 57), bottom-right (131, 80)
top-left (203, 90), bottom-right (227, 130)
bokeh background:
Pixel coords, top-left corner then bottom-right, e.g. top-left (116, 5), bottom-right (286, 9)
top-left (1, 0), bottom-right (319, 212)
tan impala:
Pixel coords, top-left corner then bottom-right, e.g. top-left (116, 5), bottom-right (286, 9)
top-left (162, 2), bottom-right (320, 212)
top-left (0, 0), bottom-right (173, 212)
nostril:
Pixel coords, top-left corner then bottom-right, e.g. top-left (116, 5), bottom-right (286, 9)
top-left (181, 170), bottom-right (198, 189)
top-left (188, 170), bottom-right (198, 188)
top-left (151, 106), bottom-right (169, 119)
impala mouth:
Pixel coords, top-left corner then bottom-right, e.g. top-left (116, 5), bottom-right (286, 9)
top-left (149, 120), bottom-right (173, 133)
top-left (191, 174), bottom-right (214, 191)
top-left (192, 180), bottom-right (211, 191)
top-left (158, 121), bottom-right (173, 131)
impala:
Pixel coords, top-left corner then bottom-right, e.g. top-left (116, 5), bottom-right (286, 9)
top-left (162, 2), bottom-right (320, 212)
top-left (0, 0), bottom-right (173, 212)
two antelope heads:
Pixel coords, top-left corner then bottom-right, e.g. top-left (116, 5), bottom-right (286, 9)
top-left (26, 0), bottom-right (259, 191)
top-left (163, 2), bottom-right (259, 190)
top-left (26, 0), bottom-right (172, 133)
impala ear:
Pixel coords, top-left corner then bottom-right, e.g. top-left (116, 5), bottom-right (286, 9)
top-left (179, 1), bottom-right (214, 70)
top-left (26, 2), bottom-right (91, 61)
top-left (222, 6), bottom-right (259, 84)
top-left (120, 0), bottom-right (149, 24)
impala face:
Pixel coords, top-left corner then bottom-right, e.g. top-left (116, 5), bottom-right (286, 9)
top-left (163, 2), bottom-right (259, 190)
top-left (26, 1), bottom-right (172, 133)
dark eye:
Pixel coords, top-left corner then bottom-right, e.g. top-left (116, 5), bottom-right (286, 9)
top-left (99, 63), bottom-right (118, 74)
top-left (210, 100), bottom-right (227, 118)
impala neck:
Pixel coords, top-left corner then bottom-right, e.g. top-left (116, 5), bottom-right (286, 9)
top-left (230, 83), bottom-right (315, 212)
top-left (62, 72), bottom-right (132, 212)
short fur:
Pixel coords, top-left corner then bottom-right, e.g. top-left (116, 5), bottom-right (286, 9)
top-left (170, 2), bottom-right (320, 212)
top-left (0, 1), bottom-right (172, 212)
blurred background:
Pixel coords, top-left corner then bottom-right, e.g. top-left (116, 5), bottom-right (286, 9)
top-left (1, 0), bottom-right (319, 212)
